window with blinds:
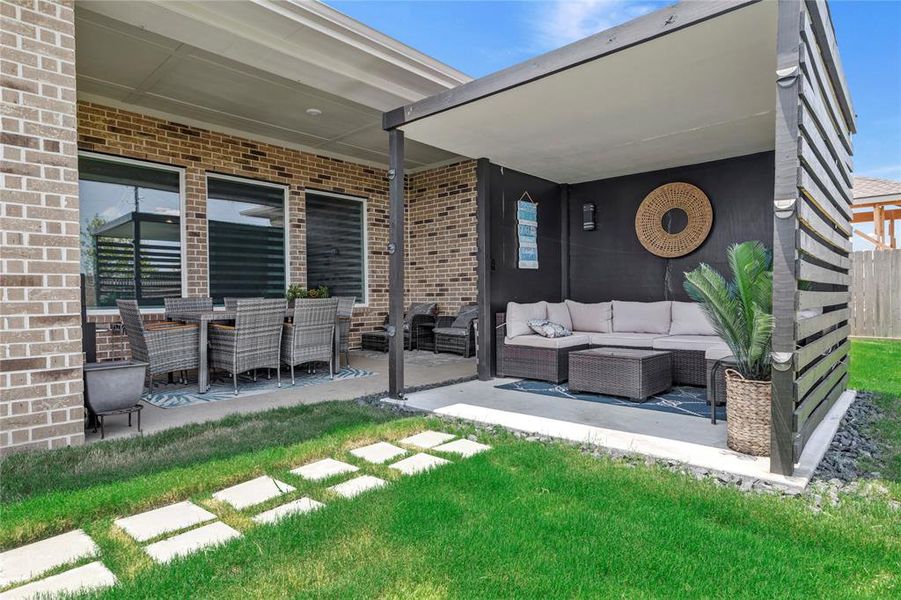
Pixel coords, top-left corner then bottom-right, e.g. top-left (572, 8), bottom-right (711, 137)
top-left (305, 193), bottom-right (366, 302)
top-left (207, 176), bottom-right (286, 302)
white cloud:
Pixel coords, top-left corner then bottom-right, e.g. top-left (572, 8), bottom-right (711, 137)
top-left (528, 0), bottom-right (669, 51)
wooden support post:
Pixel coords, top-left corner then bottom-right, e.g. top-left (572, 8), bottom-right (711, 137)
top-left (475, 158), bottom-right (493, 380)
top-left (770, 0), bottom-right (803, 475)
top-left (387, 129), bottom-right (405, 399)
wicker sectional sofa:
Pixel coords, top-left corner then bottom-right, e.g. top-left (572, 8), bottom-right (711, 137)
top-left (496, 299), bottom-right (729, 386)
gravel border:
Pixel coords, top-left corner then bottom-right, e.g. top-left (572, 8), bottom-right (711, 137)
top-left (366, 388), bottom-right (896, 509)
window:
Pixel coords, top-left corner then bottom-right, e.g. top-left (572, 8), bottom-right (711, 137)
top-left (78, 154), bottom-right (183, 309)
top-left (305, 192), bottom-right (367, 302)
top-left (207, 176), bottom-right (287, 302)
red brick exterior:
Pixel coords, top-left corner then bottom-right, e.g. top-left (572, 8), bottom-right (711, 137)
top-left (1, 0), bottom-right (84, 454)
top-left (406, 161), bottom-right (478, 313)
top-left (76, 102), bottom-right (479, 362)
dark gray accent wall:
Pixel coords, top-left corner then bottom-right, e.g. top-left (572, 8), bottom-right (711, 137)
top-left (567, 151), bottom-right (775, 302)
top-left (488, 164), bottom-right (562, 315)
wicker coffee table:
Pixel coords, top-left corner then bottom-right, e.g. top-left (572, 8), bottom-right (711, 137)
top-left (568, 347), bottom-right (672, 401)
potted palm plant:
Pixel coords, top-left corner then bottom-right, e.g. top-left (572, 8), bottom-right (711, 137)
top-left (684, 241), bottom-right (774, 456)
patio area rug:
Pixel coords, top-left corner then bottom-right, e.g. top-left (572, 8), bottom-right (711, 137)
top-left (144, 367), bottom-right (374, 409)
top-left (495, 380), bottom-right (725, 421)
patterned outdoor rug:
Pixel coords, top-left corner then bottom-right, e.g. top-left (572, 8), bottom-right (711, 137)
top-left (144, 367), bottom-right (374, 409)
top-left (495, 380), bottom-right (726, 421)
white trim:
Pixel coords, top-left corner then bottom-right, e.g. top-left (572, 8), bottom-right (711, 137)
top-left (204, 172), bottom-right (291, 295)
top-left (77, 151), bottom-right (187, 315)
top-left (304, 189), bottom-right (370, 307)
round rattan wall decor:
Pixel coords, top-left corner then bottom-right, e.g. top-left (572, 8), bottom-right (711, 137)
top-left (635, 182), bottom-right (713, 258)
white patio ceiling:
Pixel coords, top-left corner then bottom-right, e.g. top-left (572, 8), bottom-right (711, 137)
top-left (74, 1), bottom-right (469, 168)
top-left (397, 0), bottom-right (778, 183)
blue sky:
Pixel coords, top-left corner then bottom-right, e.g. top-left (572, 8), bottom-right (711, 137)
top-left (329, 0), bottom-right (900, 182)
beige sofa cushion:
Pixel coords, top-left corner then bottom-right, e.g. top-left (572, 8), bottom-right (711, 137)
top-left (565, 300), bottom-right (612, 333)
top-left (670, 301), bottom-right (718, 336)
top-left (652, 335), bottom-right (727, 352)
top-left (584, 332), bottom-right (665, 348)
top-left (505, 301), bottom-right (547, 338)
top-left (546, 302), bottom-right (573, 331)
top-left (612, 301), bottom-right (672, 334)
top-left (705, 344), bottom-right (733, 361)
top-left (505, 334), bottom-right (589, 349)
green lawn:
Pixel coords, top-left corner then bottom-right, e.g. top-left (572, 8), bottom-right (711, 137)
top-left (2, 416), bottom-right (900, 598)
top-left (0, 342), bottom-right (898, 598)
top-left (851, 338), bottom-right (901, 484)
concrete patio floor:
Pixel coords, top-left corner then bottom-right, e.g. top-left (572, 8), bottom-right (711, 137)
top-left (393, 378), bottom-right (856, 492)
top-left (88, 350), bottom-right (475, 442)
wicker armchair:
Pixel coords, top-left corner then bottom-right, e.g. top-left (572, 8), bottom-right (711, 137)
top-left (209, 298), bottom-right (286, 395)
top-left (282, 298), bottom-right (338, 383)
top-left (116, 300), bottom-right (200, 394)
top-left (335, 296), bottom-right (356, 367)
top-left (434, 303), bottom-right (479, 357)
top-left (361, 302), bottom-right (437, 352)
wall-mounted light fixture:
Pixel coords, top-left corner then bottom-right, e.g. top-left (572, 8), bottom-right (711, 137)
top-left (582, 202), bottom-right (596, 231)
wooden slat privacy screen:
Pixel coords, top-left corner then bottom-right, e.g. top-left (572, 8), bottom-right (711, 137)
top-left (771, 0), bottom-right (855, 474)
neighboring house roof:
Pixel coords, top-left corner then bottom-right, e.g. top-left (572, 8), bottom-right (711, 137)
top-left (74, 0), bottom-right (469, 168)
top-left (853, 176), bottom-right (901, 204)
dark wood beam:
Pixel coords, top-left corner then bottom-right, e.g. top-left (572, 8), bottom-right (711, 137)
top-left (475, 158), bottom-right (493, 380)
top-left (387, 128), bottom-right (405, 399)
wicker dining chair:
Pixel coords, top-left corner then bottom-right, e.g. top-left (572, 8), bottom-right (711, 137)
top-left (434, 303), bottom-right (479, 357)
top-left (209, 298), bottom-right (286, 395)
top-left (164, 296), bottom-right (212, 320)
top-left (334, 296), bottom-right (356, 367)
top-left (116, 300), bottom-right (200, 395)
top-left (282, 298), bottom-right (338, 384)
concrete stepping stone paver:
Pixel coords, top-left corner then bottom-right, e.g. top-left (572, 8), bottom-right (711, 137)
top-left (0, 529), bottom-right (98, 587)
top-left (212, 475), bottom-right (295, 510)
top-left (349, 441), bottom-right (406, 464)
top-left (389, 453), bottom-right (450, 475)
top-left (143, 522), bottom-right (240, 564)
top-left (290, 458), bottom-right (358, 481)
top-left (252, 497), bottom-right (324, 525)
top-left (433, 438), bottom-right (492, 457)
top-left (329, 475), bottom-right (387, 498)
top-left (114, 500), bottom-right (217, 543)
top-left (399, 430), bottom-right (456, 449)
top-left (0, 561), bottom-right (117, 600)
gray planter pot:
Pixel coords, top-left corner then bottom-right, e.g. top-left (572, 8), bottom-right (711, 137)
top-left (83, 360), bottom-right (148, 414)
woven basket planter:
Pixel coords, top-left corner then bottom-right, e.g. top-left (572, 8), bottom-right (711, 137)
top-left (725, 369), bottom-right (771, 456)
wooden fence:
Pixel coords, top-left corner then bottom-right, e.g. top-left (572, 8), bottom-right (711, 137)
top-left (850, 250), bottom-right (901, 339)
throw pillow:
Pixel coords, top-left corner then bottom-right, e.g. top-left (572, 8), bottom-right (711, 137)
top-left (528, 319), bottom-right (572, 338)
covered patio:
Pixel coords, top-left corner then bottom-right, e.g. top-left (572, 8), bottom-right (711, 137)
top-left (381, 0), bottom-right (856, 479)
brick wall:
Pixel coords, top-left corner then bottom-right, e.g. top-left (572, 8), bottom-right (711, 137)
top-left (77, 102), bottom-right (479, 359)
top-left (77, 101), bottom-right (392, 351)
top-left (406, 161), bottom-right (478, 314)
top-left (1, 0), bottom-right (84, 454)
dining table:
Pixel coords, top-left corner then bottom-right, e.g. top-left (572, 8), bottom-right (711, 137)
top-left (168, 307), bottom-right (348, 393)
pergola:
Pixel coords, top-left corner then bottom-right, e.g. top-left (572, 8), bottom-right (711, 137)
top-left (852, 176), bottom-right (901, 249)
top-left (381, 0), bottom-right (855, 476)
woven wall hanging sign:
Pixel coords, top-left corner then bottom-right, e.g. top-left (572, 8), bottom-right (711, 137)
top-left (635, 182), bottom-right (713, 258)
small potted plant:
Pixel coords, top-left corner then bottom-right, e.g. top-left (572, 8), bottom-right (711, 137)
top-left (286, 284), bottom-right (329, 306)
top-left (684, 241), bottom-right (774, 456)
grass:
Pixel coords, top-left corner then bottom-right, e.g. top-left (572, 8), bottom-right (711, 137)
top-left (0, 340), bottom-right (898, 597)
top-left (1, 421), bottom-right (898, 598)
top-left (0, 400), bottom-right (399, 504)
top-left (851, 338), bottom-right (901, 484)
top-left (850, 338), bottom-right (901, 398)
